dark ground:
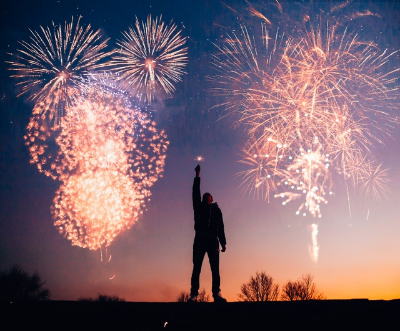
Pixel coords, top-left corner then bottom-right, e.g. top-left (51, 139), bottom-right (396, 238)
top-left (2, 299), bottom-right (399, 330)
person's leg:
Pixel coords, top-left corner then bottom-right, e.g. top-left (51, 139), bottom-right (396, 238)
top-left (207, 240), bottom-right (221, 297)
top-left (190, 240), bottom-right (206, 297)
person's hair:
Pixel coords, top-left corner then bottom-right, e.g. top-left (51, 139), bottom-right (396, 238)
top-left (202, 192), bottom-right (213, 203)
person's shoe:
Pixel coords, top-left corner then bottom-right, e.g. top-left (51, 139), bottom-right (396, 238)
top-left (213, 292), bottom-right (227, 303)
top-left (187, 295), bottom-right (198, 303)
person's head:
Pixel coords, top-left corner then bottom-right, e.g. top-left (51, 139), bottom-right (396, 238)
top-left (202, 192), bottom-right (213, 205)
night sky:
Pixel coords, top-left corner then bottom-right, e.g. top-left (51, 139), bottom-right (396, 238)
top-left (1, 0), bottom-right (400, 302)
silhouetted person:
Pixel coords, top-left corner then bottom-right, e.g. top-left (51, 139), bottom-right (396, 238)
top-left (188, 164), bottom-right (227, 303)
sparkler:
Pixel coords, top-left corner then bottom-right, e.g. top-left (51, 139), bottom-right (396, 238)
top-left (195, 155), bottom-right (205, 162)
top-left (112, 14), bottom-right (188, 103)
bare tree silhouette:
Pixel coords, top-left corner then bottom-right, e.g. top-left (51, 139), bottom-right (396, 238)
top-left (176, 288), bottom-right (210, 302)
top-left (280, 280), bottom-right (300, 301)
top-left (0, 264), bottom-right (50, 302)
top-left (281, 274), bottom-right (326, 301)
top-left (238, 271), bottom-right (280, 302)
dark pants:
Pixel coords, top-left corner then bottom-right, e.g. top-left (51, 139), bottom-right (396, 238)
top-left (190, 235), bottom-right (220, 297)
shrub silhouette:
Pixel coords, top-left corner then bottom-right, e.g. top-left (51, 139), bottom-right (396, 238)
top-left (238, 271), bottom-right (280, 301)
top-left (176, 288), bottom-right (210, 302)
top-left (0, 264), bottom-right (50, 302)
top-left (78, 294), bottom-right (126, 302)
top-left (281, 274), bottom-right (326, 301)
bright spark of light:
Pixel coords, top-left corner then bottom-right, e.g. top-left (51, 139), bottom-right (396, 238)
top-left (195, 155), bottom-right (205, 162)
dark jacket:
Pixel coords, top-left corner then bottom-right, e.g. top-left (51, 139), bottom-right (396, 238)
top-left (192, 177), bottom-right (226, 246)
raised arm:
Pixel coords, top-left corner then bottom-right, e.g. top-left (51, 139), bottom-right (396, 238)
top-left (192, 164), bottom-right (201, 212)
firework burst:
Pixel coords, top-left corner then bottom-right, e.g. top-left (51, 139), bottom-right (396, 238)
top-left (10, 16), bottom-right (173, 254)
top-left (212, 2), bottom-right (400, 218)
top-left (24, 85), bottom-right (169, 250)
top-left (51, 87), bottom-right (168, 249)
top-left (112, 14), bottom-right (188, 103)
top-left (52, 169), bottom-right (144, 250)
top-left (8, 16), bottom-right (111, 121)
top-left (56, 87), bottom-right (169, 182)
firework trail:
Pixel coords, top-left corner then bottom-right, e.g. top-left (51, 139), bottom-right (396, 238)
top-left (25, 74), bottom-right (167, 180)
top-left (288, 22), bottom-right (400, 144)
top-left (8, 16), bottom-right (112, 122)
top-left (112, 14), bottom-right (188, 103)
top-left (308, 223), bottom-right (319, 264)
top-left (353, 159), bottom-right (391, 221)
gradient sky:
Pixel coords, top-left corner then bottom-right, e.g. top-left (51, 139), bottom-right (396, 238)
top-left (1, 0), bottom-right (400, 302)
